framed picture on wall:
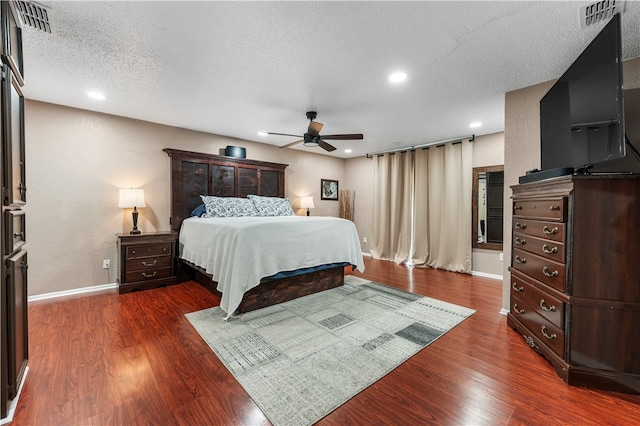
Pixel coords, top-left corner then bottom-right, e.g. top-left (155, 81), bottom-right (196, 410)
top-left (321, 179), bottom-right (338, 201)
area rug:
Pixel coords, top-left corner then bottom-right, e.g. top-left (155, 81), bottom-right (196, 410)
top-left (185, 276), bottom-right (475, 426)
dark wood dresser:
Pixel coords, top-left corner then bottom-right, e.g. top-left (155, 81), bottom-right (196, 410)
top-left (117, 232), bottom-right (178, 293)
top-left (507, 174), bottom-right (640, 394)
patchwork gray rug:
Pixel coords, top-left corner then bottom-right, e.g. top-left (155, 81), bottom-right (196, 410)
top-left (186, 275), bottom-right (475, 426)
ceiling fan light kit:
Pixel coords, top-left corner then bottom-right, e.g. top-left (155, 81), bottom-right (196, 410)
top-left (268, 111), bottom-right (363, 152)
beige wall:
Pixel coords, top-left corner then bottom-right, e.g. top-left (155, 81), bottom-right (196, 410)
top-left (25, 100), bottom-right (347, 296)
top-left (502, 56), bottom-right (640, 311)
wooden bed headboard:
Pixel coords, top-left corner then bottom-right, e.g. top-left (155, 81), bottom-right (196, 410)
top-left (164, 148), bottom-right (288, 232)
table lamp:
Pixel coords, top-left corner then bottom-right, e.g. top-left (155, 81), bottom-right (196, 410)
top-left (119, 188), bottom-right (146, 234)
top-left (300, 196), bottom-right (315, 216)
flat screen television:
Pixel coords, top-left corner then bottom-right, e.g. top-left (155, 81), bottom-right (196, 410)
top-left (540, 13), bottom-right (627, 175)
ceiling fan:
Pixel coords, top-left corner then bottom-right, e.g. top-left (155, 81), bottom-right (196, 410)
top-left (267, 111), bottom-right (363, 152)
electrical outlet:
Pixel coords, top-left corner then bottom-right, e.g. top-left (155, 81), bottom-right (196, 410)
top-left (499, 253), bottom-right (504, 262)
top-left (363, 237), bottom-right (368, 244)
top-left (103, 259), bottom-right (111, 269)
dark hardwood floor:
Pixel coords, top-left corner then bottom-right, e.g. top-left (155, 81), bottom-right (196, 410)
top-left (12, 258), bottom-right (640, 425)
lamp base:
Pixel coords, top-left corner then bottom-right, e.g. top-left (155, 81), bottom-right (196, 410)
top-left (306, 208), bottom-right (310, 216)
top-left (130, 207), bottom-right (141, 234)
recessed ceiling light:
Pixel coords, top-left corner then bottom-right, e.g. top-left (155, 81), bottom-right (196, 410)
top-left (344, 149), bottom-right (352, 154)
top-left (257, 131), bottom-right (268, 137)
top-left (469, 122), bottom-right (482, 128)
top-left (389, 72), bottom-right (407, 83)
top-left (87, 91), bottom-right (105, 100)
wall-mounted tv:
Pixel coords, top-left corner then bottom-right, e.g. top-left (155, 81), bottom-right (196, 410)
top-left (540, 13), bottom-right (627, 175)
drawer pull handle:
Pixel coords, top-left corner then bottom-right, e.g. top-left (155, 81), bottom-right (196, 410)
top-left (514, 205), bottom-right (523, 211)
top-left (13, 232), bottom-right (24, 239)
top-left (142, 260), bottom-right (157, 267)
top-left (515, 222), bottom-right (527, 230)
top-left (515, 237), bottom-right (526, 246)
top-left (142, 271), bottom-right (157, 278)
top-left (513, 303), bottom-right (525, 314)
top-left (515, 255), bottom-right (526, 264)
top-left (549, 205), bottom-right (560, 212)
top-left (541, 244), bottom-right (558, 254)
top-left (539, 299), bottom-right (556, 312)
top-left (541, 325), bottom-right (557, 340)
top-left (524, 335), bottom-right (538, 350)
top-left (512, 282), bottom-right (524, 292)
top-left (542, 266), bottom-right (558, 277)
top-left (163, 248), bottom-right (168, 253)
top-left (543, 226), bottom-right (558, 235)
top-left (131, 250), bottom-right (136, 254)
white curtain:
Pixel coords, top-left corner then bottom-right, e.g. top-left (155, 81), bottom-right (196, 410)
top-left (371, 151), bottom-right (413, 264)
top-left (413, 141), bottom-right (473, 272)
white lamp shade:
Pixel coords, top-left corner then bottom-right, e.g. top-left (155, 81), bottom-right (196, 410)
top-left (118, 188), bottom-right (146, 208)
top-left (300, 196), bottom-right (315, 209)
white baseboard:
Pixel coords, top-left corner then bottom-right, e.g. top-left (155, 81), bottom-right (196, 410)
top-left (0, 367), bottom-right (28, 425)
top-left (499, 308), bottom-right (509, 316)
top-left (28, 283), bottom-right (118, 302)
top-left (471, 271), bottom-right (503, 281)
top-left (362, 252), bottom-right (372, 257)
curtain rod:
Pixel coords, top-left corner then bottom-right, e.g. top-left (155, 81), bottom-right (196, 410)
top-left (365, 134), bottom-right (475, 158)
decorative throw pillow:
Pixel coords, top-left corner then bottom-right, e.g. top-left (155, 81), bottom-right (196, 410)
top-left (200, 196), bottom-right (258, 217)
top-left (248, 194), bottom-right (294, 216)
top-left (190, 204), bottom-right (207, 217)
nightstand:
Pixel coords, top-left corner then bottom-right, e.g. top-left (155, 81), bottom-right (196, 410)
top-left (117, 232), bottom-right (178, 293)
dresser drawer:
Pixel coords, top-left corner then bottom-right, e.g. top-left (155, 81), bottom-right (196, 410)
top-left (513, 197), bottom-right (567, 221)
top-left (512, 219), bottom-right (566, 243)
top-left (125, 266), bottom-right (173, 283)
top-left (126, 255), bottom-right (173, 272)
top-left (513, 232), bottom-right (565, 262)
top-left (511, 294), bottom-right (565, 358)
top-left (510, 271), bottom-right (565, 329)
top-left (513, 248), bottom-right (566, 292)
top-left (126, 243), bottom-right (172, 260)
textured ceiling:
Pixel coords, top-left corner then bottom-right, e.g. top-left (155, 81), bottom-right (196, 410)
top-left (20, 1), bottom-right (640, 158)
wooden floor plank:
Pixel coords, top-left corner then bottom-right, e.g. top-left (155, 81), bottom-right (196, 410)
top-left (11, 257), bottom-right (640, 425)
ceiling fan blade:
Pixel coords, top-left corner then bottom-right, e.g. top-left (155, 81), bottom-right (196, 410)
top-left (280, 139), bottom-right (303, 149)
top-left (267, 132), bottom-right (303, 138)
top-left (308, 121), bottom-right (324, 136)
top-left (321, 133), bottom-right (364, 140)
top-left (318, 140), bottom-right (336, 152)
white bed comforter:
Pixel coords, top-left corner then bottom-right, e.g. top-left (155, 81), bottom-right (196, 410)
top-left (179, 216), bottom-right (365, 316)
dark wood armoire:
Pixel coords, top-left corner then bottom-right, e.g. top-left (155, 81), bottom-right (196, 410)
top-left (1, 1), bottom-right (28, 420)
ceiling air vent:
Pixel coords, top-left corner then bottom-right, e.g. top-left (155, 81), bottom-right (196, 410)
top-left (13, 0), bottom-right (54, 33)
top-left (579, 0), bottom-right (625, 28)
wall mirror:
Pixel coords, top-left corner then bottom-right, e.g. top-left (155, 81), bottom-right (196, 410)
top-left (472, 165), bottom-right (504, 250)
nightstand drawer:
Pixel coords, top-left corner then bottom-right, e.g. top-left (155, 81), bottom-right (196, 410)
top-left (125, 266), bottom-right (173, 283)
top-left (127, 256), bottom-right (173, 272)
top-left (126, 243), bottom-right (172, 260)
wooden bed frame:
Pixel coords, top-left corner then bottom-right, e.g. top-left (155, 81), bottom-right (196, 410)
top-left (164, 148), bottom-right (345, 313)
